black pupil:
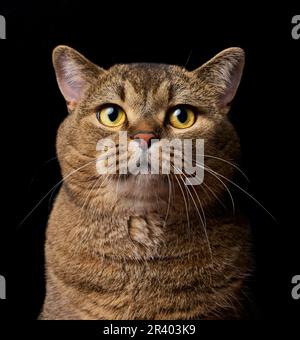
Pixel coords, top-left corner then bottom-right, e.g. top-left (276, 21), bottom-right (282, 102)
top-left (175, 108), bottom-right (188, 123)
top-left (107, 107), bottom-right (119, 121)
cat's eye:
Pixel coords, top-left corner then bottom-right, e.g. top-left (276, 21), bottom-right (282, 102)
top-left (168, 106), bottom-right (196, 129)
top-left (96, 105), bottom-right (126, 127)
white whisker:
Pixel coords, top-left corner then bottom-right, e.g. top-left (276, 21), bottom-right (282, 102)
top-left (18, 158), bottom-right (97, 228)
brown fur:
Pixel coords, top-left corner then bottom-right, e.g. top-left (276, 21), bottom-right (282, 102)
top-left (39, 46), bottom-right (252, 319)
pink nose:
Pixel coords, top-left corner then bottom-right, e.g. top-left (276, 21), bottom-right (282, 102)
top-left (134, 133), bottom-right (157, 147)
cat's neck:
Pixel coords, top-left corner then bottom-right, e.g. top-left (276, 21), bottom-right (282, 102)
top-left (52, 185), bottom-right (237, 261)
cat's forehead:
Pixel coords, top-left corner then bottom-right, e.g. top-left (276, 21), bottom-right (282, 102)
top-left (107, 63), bottom-right (189, 91)
top-left (89, 63), bottom-right (196, 110)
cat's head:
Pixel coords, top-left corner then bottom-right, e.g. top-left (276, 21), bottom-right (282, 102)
top-left (52, 46), bottom-right (244, 215)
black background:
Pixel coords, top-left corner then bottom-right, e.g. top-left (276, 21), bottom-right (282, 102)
top-left (0, 1), bottom-right (299, 322)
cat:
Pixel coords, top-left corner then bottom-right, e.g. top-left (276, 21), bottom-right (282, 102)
top-left (39, 45), bottom-right (252, 319)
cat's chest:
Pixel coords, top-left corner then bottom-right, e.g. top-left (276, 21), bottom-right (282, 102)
top-left (127, 215), bottom-right (164, 248)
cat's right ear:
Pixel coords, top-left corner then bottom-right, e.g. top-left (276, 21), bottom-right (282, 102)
top-left (191, 47), bottom-right (245, 113)
top-left (52, 46), bottom-right (106, 112)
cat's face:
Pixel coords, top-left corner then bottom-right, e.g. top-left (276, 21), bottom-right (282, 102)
top-left (53, 46), bottom-right (244, 214)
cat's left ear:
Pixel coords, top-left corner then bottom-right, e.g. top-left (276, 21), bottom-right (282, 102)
top-left (192, 47), bottom-right (245, 112)
top-left (52, 45), bottom-right (106, 112)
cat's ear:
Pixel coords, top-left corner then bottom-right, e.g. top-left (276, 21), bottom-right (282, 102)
top-left (52, 45), bottom-right (106, 112)
top-left (192, 47), bottom-right (245, 112)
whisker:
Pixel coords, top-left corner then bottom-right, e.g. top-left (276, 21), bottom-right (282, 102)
top-left (163, 174), bottom-right (172, 229)
top-left (90, 174), bottom-right (113, 221)
top-left (184, 158), bottom-right (236, 215)
top-left (79, 173), bottom-right (111, 220)
top-left (173, 146), bottom-right (249, 181)
top-left (188, 157), bottom-right (276, 222)
top-left (202, 182), bottom-right (226, 209)
top-left (18, 158), bottom-right (97, 228)
top-left (199, 154), bottom-right (249, 182)
top-left (173, 165), bottom-right (214, 266)
top-left (203, 165), bottom-right (277, 222)
top-left (173, 173), bottom-right (191, 242)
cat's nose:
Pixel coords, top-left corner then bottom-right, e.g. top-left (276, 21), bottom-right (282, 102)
top-left (133, 132), bottom-right (157, 148)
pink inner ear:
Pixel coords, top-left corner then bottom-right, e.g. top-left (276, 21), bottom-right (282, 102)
top-left (219, 83), bottom-right (235, 108)
top-left (219, 66), bottom-right (243, 108)
top-left (60, 77), bottom-right (85, 104)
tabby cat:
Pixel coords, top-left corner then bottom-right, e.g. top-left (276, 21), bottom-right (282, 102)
top-left (39, 45), bottom-right (252, 319)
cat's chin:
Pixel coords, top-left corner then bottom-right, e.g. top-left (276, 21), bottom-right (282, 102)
top-left (114, 174), bottom-right (170, 198)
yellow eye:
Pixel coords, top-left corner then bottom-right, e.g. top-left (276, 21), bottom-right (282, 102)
top-left (169, 106), bottom-right (196, 129)
top-left (97, 105), bottom-right (126, 127)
